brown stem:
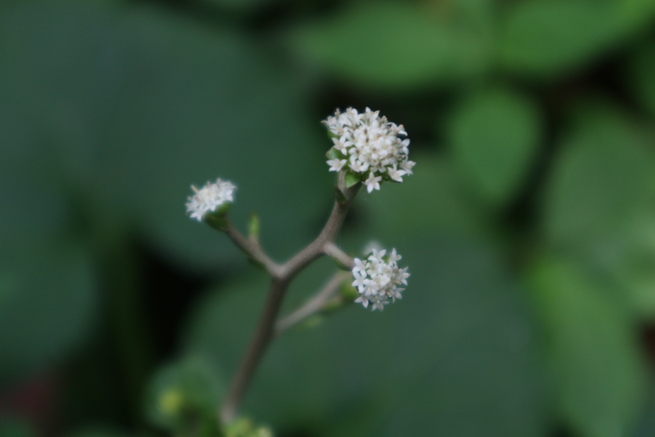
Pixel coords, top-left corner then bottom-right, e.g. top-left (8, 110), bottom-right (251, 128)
top-left (274, 271), bottom-right (350, 337)
top-left (219, 182), bottom-right (360, 424)
top-left (219, 278), bottom-right (288, 423)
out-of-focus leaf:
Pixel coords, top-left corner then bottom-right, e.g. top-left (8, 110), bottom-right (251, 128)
top-left (500, 0), bottom-right (616, 77)
top-left (543, 110), bottom-right (653, 247)
top-left (629, 41), bottom-right (655, 118)
top-left (633, 380), bottom-right (655, 437)
top-left (145, 355), bottom-right (225, 434)
top-left (527, 257), bottom-right (647, 437)
top-left (542, 109), bottom-right (655, 317)
top-left (185, 235), bottom-right (546, 436)
top-left (447, 88), bottom-right (541, 206)
top-left (0, 241), bottom-right (97, 388)
top-left (362, 153), bottom-right (489, 245)
top-left (291, 2), bottom-right (489, 89)
top-left (0, 1), bottom-right (331, 273)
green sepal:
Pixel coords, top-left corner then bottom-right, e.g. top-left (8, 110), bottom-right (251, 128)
top-left (248, 212), bottom-right (260, 241)
top-left (204, 203), bottom-right (232, 231)
top-left (326, 148), bottom-right (341, 160)
top-left (340, 280), bottom-right (359, 301)
top-left (344, 171), bottom-right (361, 188)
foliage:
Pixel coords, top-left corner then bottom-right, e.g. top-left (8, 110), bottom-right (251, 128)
top-left (1, 0), bottom-right (654, 436)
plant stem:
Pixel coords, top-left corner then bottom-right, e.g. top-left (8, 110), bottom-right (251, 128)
top-left (274, 270), bottom-right (350, 337)
top-left (219, 182), bottom-right (359, 424)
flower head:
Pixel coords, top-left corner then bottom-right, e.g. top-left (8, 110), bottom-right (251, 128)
top-left (323, 107), bottom-right (415, 193)
top-left (351, 248), bottom-right (410, 311)
top-left (186, 178), bottom-right (236, 222)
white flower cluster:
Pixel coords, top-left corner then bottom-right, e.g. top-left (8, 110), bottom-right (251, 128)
top-left (352, 248), bottom-right (410, 311)
top-left (186, 178), bottom-right (236, 222)
top-left (323, 107), bottom-right (415, 193)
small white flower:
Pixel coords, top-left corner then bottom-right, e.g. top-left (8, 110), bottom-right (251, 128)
top-left (351, 248), bottom-right (409, 311)
top-left (364, 173), bottom-right (382, 193)
top-left (323, 107), bottom-right (415, 192)
top-left (186, 178), bottom-right (236, 222)
top-left (327, 158), bottom-right (347, 172)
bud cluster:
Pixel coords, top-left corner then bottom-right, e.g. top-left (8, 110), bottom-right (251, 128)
top-left (186, 178), bottom-right (236, 222)
top-left (323, 107), bottom-right (416, 193)
top-left (352, 249), bottom-right (410, 311)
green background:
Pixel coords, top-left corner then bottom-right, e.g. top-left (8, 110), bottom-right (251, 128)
top-left (1, 0), bottom-right (655, 436)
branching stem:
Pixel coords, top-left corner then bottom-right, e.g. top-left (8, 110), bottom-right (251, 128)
top-left (219, 181), bottom-right (359, 424)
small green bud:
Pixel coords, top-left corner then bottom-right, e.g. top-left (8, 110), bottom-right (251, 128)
top-left (248, 212), bottom-right (260, 240)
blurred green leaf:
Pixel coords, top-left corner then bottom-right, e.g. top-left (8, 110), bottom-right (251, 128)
top-left (362, 153), bottom-right (489, 244)
top-left (543, 107), bottom-right (655, 319)
top-left (447, 88), bottom-right (541, 206)
top-left (0, 1), bottom-right (331, 273)
top-left (629, 41), bottom-right (655, 118)
top-left (145, 355), bottom-right (225, 434)
top-left (291, 2), bottom-right (489, 89)
top-left (185, 235), bottom-right (546, 436)
top-left (0, 241), bottom-right (97, 388)
top-left (500, 0), bottom-right (615, 76)
top-left (543, 110), bottom-right (654, 247)
top-left (527, 257), bottom-right (647, 437)
top-left (633, 379), bottom-right (655, 437)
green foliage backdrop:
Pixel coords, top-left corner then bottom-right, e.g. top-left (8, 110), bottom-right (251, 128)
top-left (1, 1), bottom-right (655, 436)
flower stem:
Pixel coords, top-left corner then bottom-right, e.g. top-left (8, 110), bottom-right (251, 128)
top-left (219, 184), bottom-right (360, 424)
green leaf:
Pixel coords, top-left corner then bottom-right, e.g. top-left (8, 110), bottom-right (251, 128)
top-left (448, 88), bottom-right (541, 206)
top-left (362, 153), bottom-right (489, 244)
top-left (290, 2), bottom-right (489, 89)
top-left (628, 41), bottom-right (655, 118)
top-left (0, 241), bottom-right (97, 388)
top-left (527, 257), bottom-right (647, 437)
top-left (0, 1), bottom-right (332, 273)
top-left (543, 109), bottom-right (654, 247)
top-left (145, 355), bottom-right (225, 433)
top-left (500, 0), bottom-right (616, 77)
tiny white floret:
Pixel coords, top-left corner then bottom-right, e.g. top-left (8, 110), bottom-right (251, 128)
top-left (186, 178), bottom-right (236, 222)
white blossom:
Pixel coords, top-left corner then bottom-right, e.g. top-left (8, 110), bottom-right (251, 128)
top-left (351, 248), bottom-right (410, 311)
top-left (323, 107), bottom-right (415, 192)
top-left (327, 158), bottom-right (347, 172)
top-left (186, 178), bottom-right (236, 222)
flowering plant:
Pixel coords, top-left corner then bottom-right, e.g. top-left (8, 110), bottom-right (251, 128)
top-left (185, 108), bottom-right (413, 431)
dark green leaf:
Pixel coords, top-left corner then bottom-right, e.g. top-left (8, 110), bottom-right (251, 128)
top-left (291, 2), bottom-right (489, 89)
top-left (0, 241), bottom-right (97, 388)
top-left (544, 110), bottom-right (654, 247)
top-left (448, 88), bottom-right (541, 206)
top-left (527, 257), bottom-right (647, 437)
top-left (628, 41), bottom-right (655, 118)
top-left (500, 0), bottom-right (616, 76)
top-left (362, 153), bottom-right (489, 244)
